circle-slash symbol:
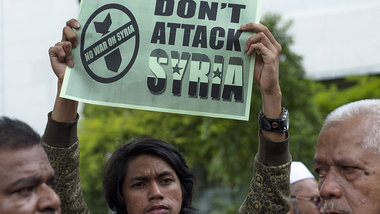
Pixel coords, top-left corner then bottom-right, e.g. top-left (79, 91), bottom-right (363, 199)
top-left (80, 4), bottom-right (139, 83)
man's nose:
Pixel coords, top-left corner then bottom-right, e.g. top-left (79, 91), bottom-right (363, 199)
top-left (319, 171), bottom-right (343, 200)
top-left (148, 182), bottom-right (164, 201)
top-left (37, 184), bottom-right (61, 213)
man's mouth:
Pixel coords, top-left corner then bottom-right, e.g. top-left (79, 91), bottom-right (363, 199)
top-left (147, 204), bottom-right (169, 214)
top-left (325, 212), bottom-right (341, 214)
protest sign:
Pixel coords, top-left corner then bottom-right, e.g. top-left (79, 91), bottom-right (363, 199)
top-left (61, 0), bottom-right (263, 120)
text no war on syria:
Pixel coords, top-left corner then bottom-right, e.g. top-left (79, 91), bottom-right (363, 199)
top-left (61, 0), bottom-right (263, 120)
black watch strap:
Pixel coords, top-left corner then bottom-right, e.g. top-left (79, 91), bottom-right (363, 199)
top-left (259, 108), bottom-right (289, 133)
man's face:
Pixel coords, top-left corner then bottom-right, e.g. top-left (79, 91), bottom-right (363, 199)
top-left (293, 179), bottom-right (321, 214)
top-left (0, 145), bottom-right (61, 214)
top-left (314, 116), bottom-right (380, 214)
top-left (122, 154), bottom-right (183, 214)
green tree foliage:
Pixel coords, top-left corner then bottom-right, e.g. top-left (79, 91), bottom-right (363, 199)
top-left (313, 75), bottom-right (380, 118)
top-left (78, 13), bottom-right (323, 213)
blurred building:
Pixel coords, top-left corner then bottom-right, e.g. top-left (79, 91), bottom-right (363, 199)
top-left (262, 0), bottom-right (380, 80)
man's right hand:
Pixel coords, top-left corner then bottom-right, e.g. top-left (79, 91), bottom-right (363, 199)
top-left (241, 23), bottom-right (285, 142)
top-left (48, 19), bottom-right (80, 122)
top-left (48, 19), bottom-right (80, 84)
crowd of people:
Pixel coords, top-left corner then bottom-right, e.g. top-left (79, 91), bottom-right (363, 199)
top-left (0, 16), bottom-right (379, 214)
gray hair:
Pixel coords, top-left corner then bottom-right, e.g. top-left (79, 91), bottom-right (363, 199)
top-left (324, 99), bottom-right (380, 154)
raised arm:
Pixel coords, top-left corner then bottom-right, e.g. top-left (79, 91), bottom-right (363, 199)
top-left (239, 23), bottom-right (291, 214)
top-left (49, 18), bottom-right (80, 122)
top-left (42, 19), bottom-right (90, 214)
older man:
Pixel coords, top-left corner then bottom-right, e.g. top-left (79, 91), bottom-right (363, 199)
top-left (314, 99), bottom-right (380, 214)
top-left (0, 117), bottom-right (61, 214)
top-left (289, 161), bottom-right (321, 214)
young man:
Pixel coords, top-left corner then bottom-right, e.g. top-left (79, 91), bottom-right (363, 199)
top-left (44, 19), bottom-right (291, 213)
top-left (0, 117), bottom-right (61, 214)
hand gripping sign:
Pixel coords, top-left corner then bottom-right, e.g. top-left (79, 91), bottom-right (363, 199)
top-left (61, 0), bottom-right (263, 120)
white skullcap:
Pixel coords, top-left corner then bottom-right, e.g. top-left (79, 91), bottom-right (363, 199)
top-left (290, 161), bottom-right (315, 184)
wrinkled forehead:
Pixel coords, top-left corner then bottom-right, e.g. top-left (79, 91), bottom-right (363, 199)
top-left (315, 121), bottom-right (365, 159)
top-left (315, 129), bottom-right (380, 166)
top-left (317, 115), bottom-right (371, 145)
top-left (0, 146), bottom-right (52, 181)
top-left (315, 113), bottom-right (380, 168)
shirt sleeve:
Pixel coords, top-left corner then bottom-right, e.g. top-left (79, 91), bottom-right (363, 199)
top-left (42, 112), bottom-right (90, 214)
top-left (239, 131), bottom-right (291, 214)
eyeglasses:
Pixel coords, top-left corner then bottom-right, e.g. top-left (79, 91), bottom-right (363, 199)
top-left (291, 195), bottom-right (321, 209)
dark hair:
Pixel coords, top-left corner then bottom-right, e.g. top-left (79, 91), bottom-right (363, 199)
top-left (103, 138), bottom-right (195, 214)
top-left (0, 116), bottom-right (41, 149)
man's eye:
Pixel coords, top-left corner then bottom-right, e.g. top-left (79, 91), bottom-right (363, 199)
top-left (15, 186), bottom-right (35, 196)
top-left (341, 166), bottom-right (362, 180)
top-left (342, 166), bottom-right (358, 172)
top-left (316, 168), bottom-right (328, 179)
top-left (132, 182), bottom-right (145, 188)
top-left (161, 178), bottom-right (173, 184)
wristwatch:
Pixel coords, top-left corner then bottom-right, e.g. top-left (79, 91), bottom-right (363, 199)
top-left (259, 108), bottom-right (289, 133)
